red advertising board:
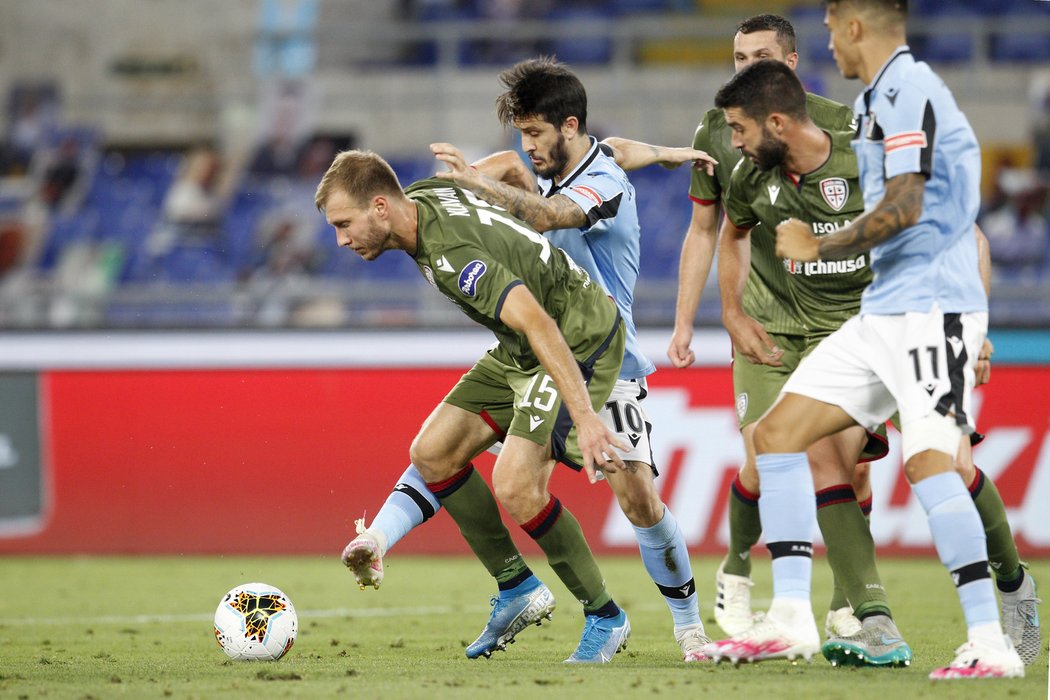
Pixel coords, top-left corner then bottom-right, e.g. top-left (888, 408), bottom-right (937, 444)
top-left (1, 366), bottom-right (1048, 556)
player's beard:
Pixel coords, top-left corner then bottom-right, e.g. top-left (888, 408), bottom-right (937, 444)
top-left (532, 133), bottom-right (571, 180)
top-left (751, 127), bottom-right (788, 172)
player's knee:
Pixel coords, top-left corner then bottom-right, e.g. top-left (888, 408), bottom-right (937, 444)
top-left (408, 435), bottom-right (450, 482)
top-left (491, 470), bottom-right (544, 523)
top-left (954, 456), bottom-right (976, 484)
top-left (851, 461), bottom-right (871, 494)
top-left (614, 475), bottom-right (663, 527)
top-left (752, 416), bottom-right (790, 455)
top-left (900, 413), bottom-right (962, 467)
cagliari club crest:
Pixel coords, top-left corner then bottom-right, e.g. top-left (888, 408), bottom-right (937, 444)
top-left (819, 177), bottom-right (849, 211)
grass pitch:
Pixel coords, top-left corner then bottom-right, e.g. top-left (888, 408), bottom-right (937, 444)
top-left (1, 555), bottom-right (1046, 699)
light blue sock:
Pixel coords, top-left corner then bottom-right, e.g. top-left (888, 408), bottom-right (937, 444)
top-left (913, 471), bottom-right (999, 629)
top-left (756, 452), bottom-right (815, 601)
top-left (632, 507), bottom-right (701, 628)
top-left (369, 464), bottom-right (441, 553)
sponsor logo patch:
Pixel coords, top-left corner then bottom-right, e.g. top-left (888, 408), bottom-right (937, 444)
top-left (735, 392), bottom-right (748, 420)
top-left (819, 177), bottom-right (849, 211)
top-left (458, 260), bottom-right (487, 297)
top-left (570, 185), bottom-right (604, 207)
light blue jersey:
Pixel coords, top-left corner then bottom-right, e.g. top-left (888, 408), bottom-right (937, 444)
top-left (852, 47), bottom-right (987, 315)
top-left (537, 137), bottom-right (655, 380)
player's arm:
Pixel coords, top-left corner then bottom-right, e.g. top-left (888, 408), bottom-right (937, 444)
top-left (974, 223), bottom-right (994, 385)
top-left (600, 137), bottom-right (717, 175)
top-left (775, 172), bottom-right (925, 261)
top-left (667, 200), bottom-right (719, 368)
top-left (431, 142), bottom-right (584, 232)
top-left (975, 223), bottom-right (991, 298)
top-left (468, 149), bottom-right (537, 192)
top-left (498, 284), bottom-right (628, 483)
top-left (718, 218), bottom-right (783, 366)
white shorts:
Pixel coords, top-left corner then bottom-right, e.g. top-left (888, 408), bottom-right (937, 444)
top-left (487, 377), bottom-right (656, 471)
top-left (783, 304), bottom-right (987, 459)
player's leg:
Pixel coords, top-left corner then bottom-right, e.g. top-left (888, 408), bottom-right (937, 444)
top-left (605, 380), bottom-right (707, 657)
top-left (342, 464), bottom-right (440, 589)
top-left (823, 433), bottom-right (880, 626)
top-left (957, 435), bottom-right (1041, 665)
top-left (495, 328), bottom-right (629, 664)
top-left (705, 391), bottom-right (854, 664)
top-left (715, 337), bottom-right (800, 635)
top-left (705, 317), bottom-right (897, 664)
top-left (887, 309), bottom-right (1022, 679)
top-left (812, 425), bottom-right (912, 668)
top-left (598, 379), bottom-right (707, 661)
top-left (346, 424), bottom-right (509, 586)
top-left (406, 357), bottom-right (555, 659)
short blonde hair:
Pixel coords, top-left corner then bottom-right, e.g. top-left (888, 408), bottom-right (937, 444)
top-left (314, 150), bottom-right (403, 211)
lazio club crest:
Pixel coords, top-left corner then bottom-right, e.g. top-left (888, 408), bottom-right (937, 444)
top-left (819, 177), bottom-right (849, 212)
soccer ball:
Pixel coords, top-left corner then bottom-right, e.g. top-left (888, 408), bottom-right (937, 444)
top-left (213, 582), bottom-right (298, 661)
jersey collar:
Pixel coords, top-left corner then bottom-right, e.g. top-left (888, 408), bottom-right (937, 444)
top-left (863, 45), bottom-right (912, 111)
top-left (541, 136), bottom-right (601, 196)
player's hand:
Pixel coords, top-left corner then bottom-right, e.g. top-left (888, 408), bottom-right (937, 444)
top-left (430, 142), bottom-right (476, 183)
top-left (667, 327), bottom-right (696, 368)
top-left (656, 147), bottom-right (718, 175)
top-left (775, 218), bottom-right (820, 262)
top-left (723, 309), bottom-right (783, 366)
top-left (975, 337), bottom-right (994, 386)
top-left (576, 411), bottom-right (628, 484)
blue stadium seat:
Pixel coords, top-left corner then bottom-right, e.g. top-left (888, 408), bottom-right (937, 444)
top-left (914, 33), bottom-right (975, 64)
top-left (610, 0), bottom-right (669, 15)
top-left (991, 33), bottom-right (1050, 62)
top-left (542, 7), bottom-right (613, 65)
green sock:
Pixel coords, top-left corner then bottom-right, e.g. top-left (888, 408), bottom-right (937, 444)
top-left (828, 577), bottom-right (849, 612)
top-left (725, 477), bottom-right (761, 577)
top-left (435, 466), bottom-right (528, 584)
top-left (526, 497), bottom-right (612, 613)
top-left (817, 490), bottom-right (890, 620)
top-left (970, 467), bottom-right (1022, 584)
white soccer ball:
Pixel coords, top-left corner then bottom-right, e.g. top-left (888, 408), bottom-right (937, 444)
top-left (213, 582), bottom-right (298, 661)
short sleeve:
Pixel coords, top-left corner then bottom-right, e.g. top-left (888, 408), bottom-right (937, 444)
top-left (438, 245), bottom-right (523, 321)
top-left (722, 166), bottom-right (758, 230)
top-left (559, 170), bottom-right (626, 230)
top-left (879, 83), bottom-right (935, 181)
top-left (689, 120), bottom-right (721, 204)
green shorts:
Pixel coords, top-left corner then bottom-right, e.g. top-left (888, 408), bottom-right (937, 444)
top-left (444, 319), bottom-right (625, 471)
top-left (733, 330), bottom-right (888, 462)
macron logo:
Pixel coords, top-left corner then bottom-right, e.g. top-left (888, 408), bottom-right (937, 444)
top-left (529, 415), bottom-right (545, 432)
top-left (458, 260), bottom-right (487, 297)
top-left (947, 336), bottom-right (964, 358)
top-left (768, 184), bottom-right (780, 205)
top-left (436, 256), bottom-right (454, 273)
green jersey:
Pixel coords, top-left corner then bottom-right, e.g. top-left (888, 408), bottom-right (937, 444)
top-left (690, 93), bottom-right (858, 336)
top-left (406, 178), bottom-right (619, 369)
top-left (723, 128), bottom-right (870, 335)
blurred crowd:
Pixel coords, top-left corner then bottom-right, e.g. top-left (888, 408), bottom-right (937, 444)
top-left (0, 0), bottom-right (1047, 329)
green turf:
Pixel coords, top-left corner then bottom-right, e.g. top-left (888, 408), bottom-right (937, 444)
top-left (0, 555), bottom-right (1046, 699)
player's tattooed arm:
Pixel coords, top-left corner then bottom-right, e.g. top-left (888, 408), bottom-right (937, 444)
top-left (817, 172), bottom-right (925, 259)
top-left (431, 142), bottom-right (585, 232)
top-left (466, 178), bottom-right (586, 232)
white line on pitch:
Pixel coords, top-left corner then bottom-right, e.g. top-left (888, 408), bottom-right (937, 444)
top-left (3, 597), bottom-right (766, 627)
